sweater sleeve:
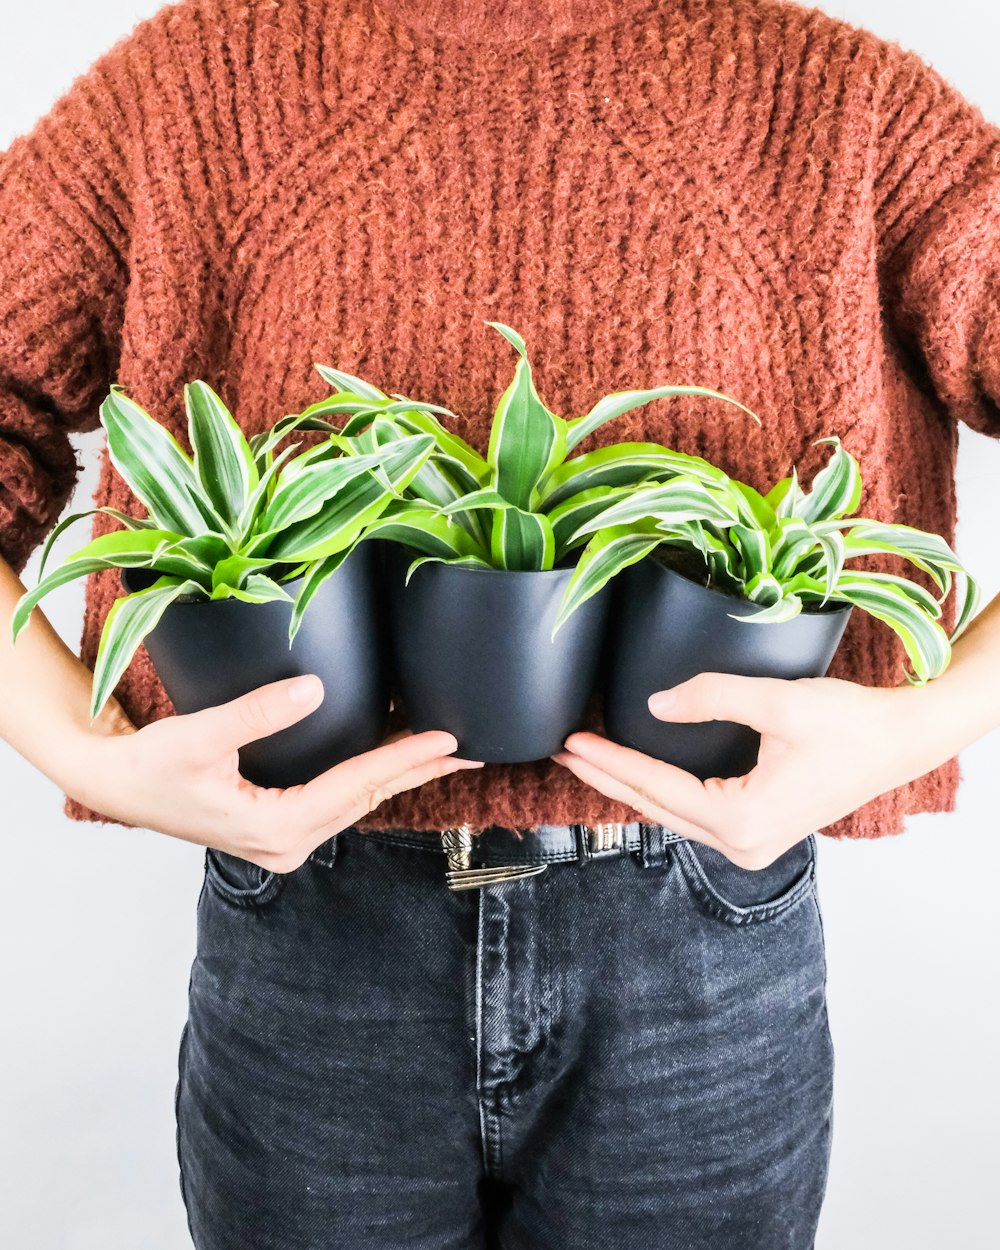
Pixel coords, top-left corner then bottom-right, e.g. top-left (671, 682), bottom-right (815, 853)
top-left (873, 39), bottom-right (1000, 439)
top-left (0, 44), bottom-right (134, 576)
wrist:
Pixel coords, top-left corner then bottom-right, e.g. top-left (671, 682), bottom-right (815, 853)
top-left (49, 700), bottom-right (139, 810)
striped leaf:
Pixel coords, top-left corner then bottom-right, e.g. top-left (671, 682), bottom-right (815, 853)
top-left (394, 409), bottom-right (490, 485)
top-left (552, 524), bottom-right (662, 634)
top-left (490, 506), bottom-right (556, 571)
top-left (732, 590), bottom-right (805, 624)
top-left (213, 574), bottom-right (296, 605)
top-left (404, 553), bottom-right (494, 584)
top-left (360, 500), bottom-right (488, 561)
top-left (485, 321), bottom-right (568, 509)
top-left (256, 433), bottom-right (432, 536)
top-left (826, 570), bottom-right (954, 683)
top-left (288, 546), bottom-right (355, 643)
top-left (90, 577), bottom-right (205, 720)
top-left (564, 478), bottom-right (741, 544)
top-left (235, 442), bottom-right (302, 538)
top-left (100, 388), bottom-right (225, 536)
top-left (565, 384), bottom-right (761, 453)
top-left (547, 485), bottom-right (639, 557)
top-left (255, 436), bottom-right (434, 561)
top-left (539, 442), bottom-right (728, 508)
top-left (766, 467), bottom-right (808, 519)
top-left (10, 527), bottom-right (188, 643)
top-left (820, 519), bottom-right (982, 641)
top-left (728, 523), bottom-right (771, 582)
top-left (796, 436), bottom-right (863, 522)
top-left (185, 380), bottom-right (258, 531)
top-left (771, 517), bottom-right (821, 579)
top-left (36, 505), bottom-right (158, 579)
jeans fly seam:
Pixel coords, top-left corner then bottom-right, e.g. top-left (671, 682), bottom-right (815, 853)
top-left (475, 888), bottom-right (503, 1178)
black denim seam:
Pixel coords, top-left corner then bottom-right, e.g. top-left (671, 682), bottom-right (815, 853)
top-left (673, 836), bottom-right (818, 926)
top-left (204, 847), bottom-right (287, 908)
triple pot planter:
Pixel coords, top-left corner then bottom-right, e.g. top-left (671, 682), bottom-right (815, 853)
top-left (383, 543), bottom-right (613, 763)
top-left (121, 542), bottom-right (390, 788)
top-left (120, 541), bottom-right (854, 784)
top-left (603, 554), bottom-right (854, 779)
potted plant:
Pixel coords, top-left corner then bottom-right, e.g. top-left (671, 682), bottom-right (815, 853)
top-left (297, 320), bottom-right (762, 762)
top-left (9, 380), bottom-right (435, 787)
top-left (552, 435), bottom-right (982, 778)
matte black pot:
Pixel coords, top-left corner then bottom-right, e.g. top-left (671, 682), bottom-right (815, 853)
top-left (604, 555), bottom-right (853, 779)
top-left (120, 542), bottom-right (389, 787)
top-left (384, 544), bottom-right (612, 762)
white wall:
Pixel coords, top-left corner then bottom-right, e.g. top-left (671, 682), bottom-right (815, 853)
top-left (0, 2), bottom-right (997, 1247)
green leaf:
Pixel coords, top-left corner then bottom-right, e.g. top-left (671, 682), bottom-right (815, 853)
top-left (89, 577), bottom-right (205, 719)
top-left (185, 380), bottom-right (259, 530)
top-left (539, 442), bottom-right (728, 508)
top-left (796, 436), bottom-right (863, 522)
top-left (547, 485), bottom-right (639, 557)
top-left (490, 507), bottom-right (556, 570)
top-left (255, 435), bottom-right (434, 561)
top-left (485, 320), bottom-right (568, 509)
top-left (211, 574), bottom-right (296, 604)
top-left (827, 570), bottom-right (953, 683)
top-left (37, 506), bottom-right (157, 579)
top-left (100, 389), bottom-right (225, 536)
top-left (235, 442), bottom-right (302, 537)
top-left (287, 547), bottom-right (355, 643)
top-left (564, 478), bottom-right (741, 544)
top-left (552, 524), bottom-right (662, 634)
top-left (403, 553), bottom-right (494, 584)
top-left (564, 384), bottom-right (761, 454)
top-left (393, 409), bottom-right (489, 483)
top-left (360, 500), bottom-right (488, 561)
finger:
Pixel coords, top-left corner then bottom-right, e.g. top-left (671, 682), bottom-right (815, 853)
top-left (338, 756), bottom-right (486, 828)
top-left (179, 674), bottom-right (326, 756)
top-left (648, 671), bottom-right (798, 737)
top-left (550, 750), bottom-right (732, 857)
top-left (561, 731), bottom-right (727, 832)
top-left (273, 755), bottom-right (486, 869)
top-left (283, 730), bottom-right (469, 829)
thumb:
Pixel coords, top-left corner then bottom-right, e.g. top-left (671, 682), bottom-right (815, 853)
top-left (647, 671), bottom-right (795, 736)
top-left (181, 674), bottom-right (325, 755)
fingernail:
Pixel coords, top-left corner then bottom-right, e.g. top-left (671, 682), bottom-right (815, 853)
top-left (649, 690), bottom-right (677, 715)
top-left (289, 675), bottom-right (322, 703)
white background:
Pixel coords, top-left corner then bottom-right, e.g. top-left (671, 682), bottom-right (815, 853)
top-left (0, 2), bottom-right (997, 1247)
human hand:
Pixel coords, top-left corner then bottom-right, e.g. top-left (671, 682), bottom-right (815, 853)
top-left (64, 674), bottom-right (482, 872)
top-left (552, 672), bottom-right (966, 869)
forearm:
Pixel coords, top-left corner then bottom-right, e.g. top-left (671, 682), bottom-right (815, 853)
top-left (898, 587), bottom-right (1000, 763)
top-left (0, 555), bottom-right (135, 794)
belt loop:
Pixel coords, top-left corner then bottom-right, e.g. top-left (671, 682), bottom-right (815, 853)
top-left (309, 832), bottom-right (339, 869)
top-left (639, 822), bottom-right (669, 869)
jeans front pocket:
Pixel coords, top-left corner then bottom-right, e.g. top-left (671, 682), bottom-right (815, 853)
top-left (674, 831), bottom-right (817, 925)
top-left (203, 846), bottom-right (288, 908)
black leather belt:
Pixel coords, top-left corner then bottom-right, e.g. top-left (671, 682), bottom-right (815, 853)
top-left (356, 822), bottom-right (686, 890)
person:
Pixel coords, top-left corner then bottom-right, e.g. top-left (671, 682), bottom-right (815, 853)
top-left (1, 1), bottom-right (999, 1246)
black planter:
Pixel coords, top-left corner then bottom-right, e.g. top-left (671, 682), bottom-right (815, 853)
top-left (384, 544), bottom-right (612, 762)
top-left (604, 555), bottom-right (853, 779)
top-left (120, 542), bottom-right (389, 787)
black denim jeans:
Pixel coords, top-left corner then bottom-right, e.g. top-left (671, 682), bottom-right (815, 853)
top-left (175, 825), bottom-right (833, 1249)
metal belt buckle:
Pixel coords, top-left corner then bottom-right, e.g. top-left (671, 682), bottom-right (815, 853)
top-left (577, 822), bottom-right (626, 863)
top-left (440, 825), bottom-right (547, 891)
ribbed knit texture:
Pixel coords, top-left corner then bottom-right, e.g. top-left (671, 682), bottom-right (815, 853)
top-left (2, 0), bottom-right (998, 838)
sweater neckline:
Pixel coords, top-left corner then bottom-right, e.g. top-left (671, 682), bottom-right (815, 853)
top-left (371, 0), bottom-right (662, 45)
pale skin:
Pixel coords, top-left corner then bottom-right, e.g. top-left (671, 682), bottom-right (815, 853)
top-left (0, 554), bottom-right (484, 874)
top-left (552, 588), bottom-right (1000, 869)
top-left (3, 551), bottom-right (998, 874)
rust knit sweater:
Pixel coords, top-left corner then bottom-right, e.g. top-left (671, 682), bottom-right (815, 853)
top-left (2, 0), bottom-right (998, 839)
